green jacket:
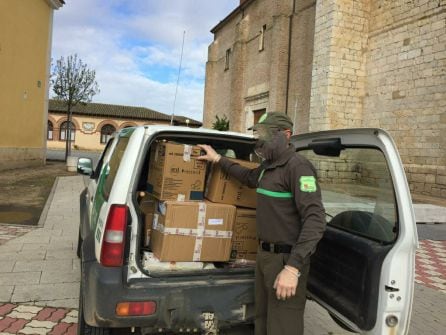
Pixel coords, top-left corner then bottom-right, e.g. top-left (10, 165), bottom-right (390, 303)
top-left (219, 146), bottom-right (326, 270)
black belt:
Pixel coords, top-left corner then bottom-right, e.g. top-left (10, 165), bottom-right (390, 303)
top-left (260, 241), bottom-right (292, 254)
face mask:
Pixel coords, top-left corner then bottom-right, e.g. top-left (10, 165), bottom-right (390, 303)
top-left (254, 140), bottom-right (266, 160)
top-left (254, 131), bottom-right (288, 162)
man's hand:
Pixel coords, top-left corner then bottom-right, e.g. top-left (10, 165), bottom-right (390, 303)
top-left (197, 144), bottom-right (221, 163)
top-left (273, 265), bottom-right (300, 300)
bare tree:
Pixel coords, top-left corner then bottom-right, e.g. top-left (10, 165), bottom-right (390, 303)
top-left (51, 54), bottom-right (99, 161)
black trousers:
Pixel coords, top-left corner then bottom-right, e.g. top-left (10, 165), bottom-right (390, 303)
top-left (255, 247), bottom-right (310, 335)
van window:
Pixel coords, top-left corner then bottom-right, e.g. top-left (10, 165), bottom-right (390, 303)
top-left (299, 148), bottom-right (397, 243)
top-left (93, 138), bottom-right (115, 180)
top-left (102, 137), bottom-right (130, 199)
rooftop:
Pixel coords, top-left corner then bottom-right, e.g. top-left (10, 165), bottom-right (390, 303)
top-left (48, 99), bottom-right (202, 127)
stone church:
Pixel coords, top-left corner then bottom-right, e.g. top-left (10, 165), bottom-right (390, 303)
top-left (203, 0), bottom-right (446, 198)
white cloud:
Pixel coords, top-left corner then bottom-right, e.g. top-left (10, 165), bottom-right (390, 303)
top-left (97, 71), bottom-right (205, 122)
top-left (51, 0), bottom-right (239, 122)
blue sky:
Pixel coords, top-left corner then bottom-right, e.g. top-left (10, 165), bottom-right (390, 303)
top-left (51, 0), bottom-right (239, 122)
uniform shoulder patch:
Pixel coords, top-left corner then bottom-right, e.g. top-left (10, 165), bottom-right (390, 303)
top-left (299, 176), bottom-right (317, 192)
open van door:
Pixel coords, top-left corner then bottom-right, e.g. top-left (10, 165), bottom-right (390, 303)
top-left (291, 128), bottom-right (418, 335)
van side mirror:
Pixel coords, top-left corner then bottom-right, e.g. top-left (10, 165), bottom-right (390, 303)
top-left (77, 157), bottom-right (93, 176)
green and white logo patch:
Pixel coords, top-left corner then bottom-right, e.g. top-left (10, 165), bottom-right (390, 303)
top-left (299, 176), bottom-right (317, 192)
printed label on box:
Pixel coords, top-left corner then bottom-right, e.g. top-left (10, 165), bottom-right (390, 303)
top-left (208, 218), bottom-right (224, 225)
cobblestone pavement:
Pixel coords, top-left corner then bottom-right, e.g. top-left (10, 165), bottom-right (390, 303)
top-left (0, 304), bottom-right (77, 335)
top-left (415, 240), bottom-right (446, 293)
top-left (0, 234), bottom-right (444, 334)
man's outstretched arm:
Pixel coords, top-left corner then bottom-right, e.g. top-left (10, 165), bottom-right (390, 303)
top-left (197, 144), bottom-right (262, 188)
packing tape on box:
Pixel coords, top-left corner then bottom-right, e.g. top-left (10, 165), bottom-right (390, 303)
top-left (183, 145), bottom-right (192, 162)
top-left (152, 202), bottom-right (232, 261)
top-left (194, 202), bottom-right (206, 261)
top-left (153, 224), bottom-right (232, 239)
top-left (154, 144), bottom-right (160, 162)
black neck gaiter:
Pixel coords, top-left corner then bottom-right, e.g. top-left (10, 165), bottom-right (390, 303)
top-left (254, 132), bottom-right (289, 163)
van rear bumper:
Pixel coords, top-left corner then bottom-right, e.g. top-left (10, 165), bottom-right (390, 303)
top-left (82, 261), bottom-right (255, 331)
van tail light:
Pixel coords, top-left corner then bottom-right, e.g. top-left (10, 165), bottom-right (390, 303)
top-left (116, 301), bottom-right (157, 316)
top-left (100, 204), bottom-right (128, 267)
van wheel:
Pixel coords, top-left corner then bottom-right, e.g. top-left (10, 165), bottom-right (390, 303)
top-left (77, 282), bottom-right (111, 335)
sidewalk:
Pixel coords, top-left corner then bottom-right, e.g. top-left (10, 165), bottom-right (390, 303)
top-left (0, 176), bottom-right (82, 307)
top-left (0, 176), bottom-right (82, 335)
top-left (0, 176), bottom-right (445, 334)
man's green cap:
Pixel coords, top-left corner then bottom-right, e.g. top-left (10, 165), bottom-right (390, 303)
top-left (249, 112), bottom-right (293, 131)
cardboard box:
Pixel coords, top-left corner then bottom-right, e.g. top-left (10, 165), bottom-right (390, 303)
top-left (205, 158), bottom-right (259, 208)
top-left (147, 142), bottom-right (207, 201)
top-left (151, 201), bottom-right (236, 262)
top-left (138, 192), bottom-right (156, 246)
top-left (231, 208), bottom-right (258, 261)
top-left (140, 193), bottom-right (156, 246)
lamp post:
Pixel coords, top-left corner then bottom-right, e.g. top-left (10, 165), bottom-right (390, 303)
top-left (186, 119), bottom-right (190, 127)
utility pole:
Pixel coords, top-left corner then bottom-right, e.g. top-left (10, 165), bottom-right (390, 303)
top-left (171, 30), bottom-right (186, 125)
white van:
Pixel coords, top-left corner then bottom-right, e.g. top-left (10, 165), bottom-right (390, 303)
top-left (76, 126), bottom-right (417, 335)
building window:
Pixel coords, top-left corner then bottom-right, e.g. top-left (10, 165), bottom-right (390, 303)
top-left (259, 24), bottom-right (266, 51)
top-left (59, 121), bottom-right (75, 141)
top-left (47, 121), bottom-right (53, 140)
top-left (225, 48), bottom-right (231, 70)
top-left (253, 108), bottom-right (266, 125)
top-left (100, 124), bottom-right (116, 144)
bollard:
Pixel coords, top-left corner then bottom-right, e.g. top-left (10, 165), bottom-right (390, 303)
top-left (66, 156), bottom-right (79, 172)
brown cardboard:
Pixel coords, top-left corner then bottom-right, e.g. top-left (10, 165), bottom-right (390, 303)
top-left (151, 201), bottom-right (236, 262)
top-left (205, 158), bottom-right (259, 208)
top-left (231, 208), bottom-right (258, 261)
top-left (138, 193), bottom-right (156, 246)
top-left (147, 142), bottom-right (206, 201)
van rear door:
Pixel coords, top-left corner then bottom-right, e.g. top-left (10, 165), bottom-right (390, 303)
top-left (291, 128), bottom-right (417, 335)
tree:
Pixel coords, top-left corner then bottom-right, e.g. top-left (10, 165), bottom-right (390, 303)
top-left (51, 54), bottom-right (99, 161)
top-left (212, 115), bottom-right (230, 131)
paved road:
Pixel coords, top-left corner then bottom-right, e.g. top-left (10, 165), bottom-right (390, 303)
top-left (46, 149), bottom-right (101, 167)
top-left (0, 176), bottom-right (445, 334)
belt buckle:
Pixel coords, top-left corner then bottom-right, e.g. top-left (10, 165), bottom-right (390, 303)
top-left (260, 241), bottom-right (275, 252)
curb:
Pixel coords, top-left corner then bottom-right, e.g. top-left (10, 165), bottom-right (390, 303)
top-left (37, 177), bottom-right (59, 228)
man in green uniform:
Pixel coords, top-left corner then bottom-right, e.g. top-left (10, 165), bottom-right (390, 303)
top-left (199, 112), bottom-right (326, 335)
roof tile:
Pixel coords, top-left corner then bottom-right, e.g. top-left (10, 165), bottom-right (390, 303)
top-left (48, 99), bottom-right (202, 126)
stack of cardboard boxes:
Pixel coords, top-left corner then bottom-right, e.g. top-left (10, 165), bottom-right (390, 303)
top-left (140, 141), bottom-right (258, 263)
top-left (205, 158), bottom-right (258, 261)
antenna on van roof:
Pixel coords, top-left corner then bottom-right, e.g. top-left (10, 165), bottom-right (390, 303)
top-left (170, 30), bottom-right (186, 126)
